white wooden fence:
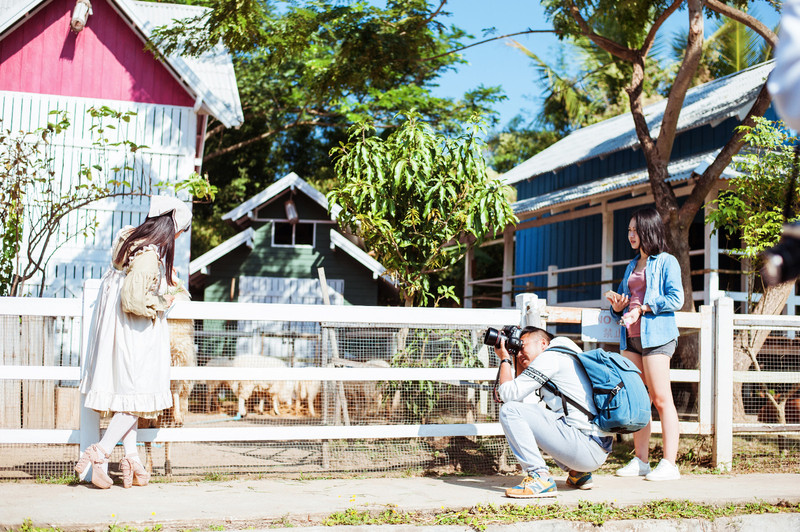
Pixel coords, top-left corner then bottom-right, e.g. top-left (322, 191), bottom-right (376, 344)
top-left (0, 283), bottom-right (797, 474)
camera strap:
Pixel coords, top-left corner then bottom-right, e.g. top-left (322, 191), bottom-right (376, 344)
top-left (492, 358), bottom-right (514, 403)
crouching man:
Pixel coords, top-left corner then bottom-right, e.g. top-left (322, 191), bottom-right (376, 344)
top-left (496, 326), bottom-right (613, 498)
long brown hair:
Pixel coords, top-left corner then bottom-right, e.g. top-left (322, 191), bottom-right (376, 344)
top-left (115, 214), bottom-right (177, 285)
top-left (631, 206), bottom-right (669, 257)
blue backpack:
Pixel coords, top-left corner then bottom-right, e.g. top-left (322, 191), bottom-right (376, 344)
top-left (541, 346), bottom-right (651, 434)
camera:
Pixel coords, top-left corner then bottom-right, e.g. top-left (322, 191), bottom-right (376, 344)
top-left (483, 325), bottom-right (523, 355)
top-left (762, 222), bottom-right (800, 286)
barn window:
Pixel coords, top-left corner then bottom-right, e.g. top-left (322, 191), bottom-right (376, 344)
top-left (273, 222), bottom-right (315, 247)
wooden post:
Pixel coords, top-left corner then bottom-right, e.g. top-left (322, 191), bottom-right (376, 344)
top-left (464, 246), bottom-right (474, 309)
top-left (698, 305), bottom-right (714, 435)
top-left (713, 296), bottom-right (734, 471)
top-left (0, 316), bottom-right (22, 428)
top-left (22, 316), bottom-right (56, 428)
top-left (516, 293), bottom-right (545, 328)
top-left (318, 268), bottom-right (350, 426)
top-left (601, 203), bottom-right (614, 298)
top-left (704, 196), bottom-right (721, 305)
top-left (502, 226), bottom-right (514, 308)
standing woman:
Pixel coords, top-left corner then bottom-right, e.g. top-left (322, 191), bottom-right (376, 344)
top-left (606, 206), bottom-right (684, 481)
top-left (76, 195), bottom-right (191, 489)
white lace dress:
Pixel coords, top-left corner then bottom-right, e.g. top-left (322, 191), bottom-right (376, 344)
top-left (80, 227), bottom-right (173, 418)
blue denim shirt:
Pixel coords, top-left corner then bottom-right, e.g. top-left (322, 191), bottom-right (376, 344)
top-left (609, 252), bottom-right (684, 350)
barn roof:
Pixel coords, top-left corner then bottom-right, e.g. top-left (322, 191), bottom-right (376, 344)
top-left (189, 228), bottom-right (254, 277)
top-left (0, 0), bottom-right (243, 128)
top-left (201, 172), bottom-right (394, 285)
top-left (223, 172), bottom-right (342, 226)
top-left (513, 149), bottom-right (741, 218)
top-left (501, 61), bottom-right (773, 186)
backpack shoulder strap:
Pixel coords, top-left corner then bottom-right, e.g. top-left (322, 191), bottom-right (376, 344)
top-left (536, 346), bottom-right (595, 420)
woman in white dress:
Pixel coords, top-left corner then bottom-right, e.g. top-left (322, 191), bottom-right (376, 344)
top-left (75, 195), bottom-right (191, 489)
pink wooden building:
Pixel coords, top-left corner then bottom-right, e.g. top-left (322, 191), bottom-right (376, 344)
top-left (0, 0), bottom-right (243, 296)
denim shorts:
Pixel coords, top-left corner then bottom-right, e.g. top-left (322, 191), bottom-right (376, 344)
top-left (625, 335), bottom-right (677, 357)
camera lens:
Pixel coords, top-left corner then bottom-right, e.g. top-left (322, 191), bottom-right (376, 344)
top-left (483, 328), bottom-right (500, 347)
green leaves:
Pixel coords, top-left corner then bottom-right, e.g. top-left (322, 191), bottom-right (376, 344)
top-left (329, 112), bottom-right (517, 306)
top-left (0, 107), bottom-right (148, 296)
top-left (706, 117), bottom-right (799, 266)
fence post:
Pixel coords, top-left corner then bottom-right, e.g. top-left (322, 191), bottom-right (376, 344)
top-left (502, 226), bottom-right (514, 308)
top-left (713, 296), bottom-right (734, 472)
top-left (516, 293), bottom-right (545, 328)
top-left (78, 279), bottom-right (101, 481)
top-left (698, 305), bottom-right (714, 434)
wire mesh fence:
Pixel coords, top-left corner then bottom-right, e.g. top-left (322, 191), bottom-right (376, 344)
top-left (730, 317), bottom-right (800, 467)
top-left (3, 296), bottom-right (800, 481)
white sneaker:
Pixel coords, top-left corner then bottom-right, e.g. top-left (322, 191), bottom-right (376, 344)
top-left (644, 459), bottom-right (681, 481)
top-left (615, 457), bottom-right (652, 477)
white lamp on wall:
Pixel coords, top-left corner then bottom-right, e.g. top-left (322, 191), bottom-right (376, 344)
top-left (284, 199), bottom-right (299, 224)
top-left (71, 0), bottom-right (93, 33)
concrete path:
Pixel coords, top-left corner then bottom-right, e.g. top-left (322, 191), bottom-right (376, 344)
top-left (1, 473), bottom-right (799, 531)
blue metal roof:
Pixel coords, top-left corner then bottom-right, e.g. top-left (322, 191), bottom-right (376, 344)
top-left (502, 61), bottom-right (773, 186)
top-left (513, 149), bottom-right (741, 217)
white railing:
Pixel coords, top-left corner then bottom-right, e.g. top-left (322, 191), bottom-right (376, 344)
top-left (1, 283), bottom-right (798, 473)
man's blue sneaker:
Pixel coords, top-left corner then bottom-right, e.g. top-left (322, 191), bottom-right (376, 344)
top-left (504, 472), bottom-right (557, 498)
top-left (566, 471), bottom-right (593, 490)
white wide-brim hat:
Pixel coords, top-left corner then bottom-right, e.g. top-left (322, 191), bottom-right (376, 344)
top-left (148, 195), bottom-right (192, 233)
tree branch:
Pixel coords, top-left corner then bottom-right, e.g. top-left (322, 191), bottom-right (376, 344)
top-left (566, 1), bottom-right (638, 62)
top-left (680, 83), bottom-right (773, 225)
top-left (640, 0), bottom-right (682, 57)
top-left (419, 29), bottom-right (560, 63)
top-left (419, 0), bottom-right (448, 28)
top-left (656, 0), bottom-right (704, 158)
top-left (203, 119), bottom-right (342, 162)
top-left (706, 0), bottom-right (779, 49)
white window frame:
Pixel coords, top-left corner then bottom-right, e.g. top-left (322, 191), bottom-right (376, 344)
top-left (271, 221), bottom-right (316, 248)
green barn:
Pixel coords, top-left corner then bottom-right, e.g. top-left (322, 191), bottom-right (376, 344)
top-left (189, 172), bottom-right (396, 306)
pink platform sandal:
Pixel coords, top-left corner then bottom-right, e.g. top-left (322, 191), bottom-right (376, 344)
top-left (120, 456), bottom-right (151, 488)
top-left (74, 444), bottom-right (113, 489)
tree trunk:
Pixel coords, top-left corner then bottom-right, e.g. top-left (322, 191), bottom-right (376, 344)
top-left (732, 280), bottom-right (795, 421)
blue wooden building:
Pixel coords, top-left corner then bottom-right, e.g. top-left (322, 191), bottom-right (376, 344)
top-left (466, 62), bottom-right (778, 311)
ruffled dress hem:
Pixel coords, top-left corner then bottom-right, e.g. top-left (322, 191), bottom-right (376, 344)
top-left (84, 389), bottom-right (173, 420)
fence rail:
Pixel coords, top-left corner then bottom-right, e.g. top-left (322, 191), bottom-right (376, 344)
top-left (1, 286), bottom-right (799, 475)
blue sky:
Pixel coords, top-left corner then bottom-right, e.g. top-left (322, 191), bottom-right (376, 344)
top-left (432, 1), bottom-right (781, 132)
top-left (431, 0), bottom-right (554, 130)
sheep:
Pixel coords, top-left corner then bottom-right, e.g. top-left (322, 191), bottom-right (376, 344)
top-left (204, 356), bottom-right (234, 413)
top-left (341, 359), bottom-right (398, 420)
top-left (294, 379), bottom-right (321, 417)
top-left (225, 354), bottom-right (294, 417)
top-left (140, 288), bottom-right (196, 475)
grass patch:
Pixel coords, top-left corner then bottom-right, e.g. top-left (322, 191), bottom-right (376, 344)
top-left (322, 500), bottom-right (800, 528)
top-left (12, 521), bottom-right (165, 532)
top-left (33, 473), bottom-right (79, 485)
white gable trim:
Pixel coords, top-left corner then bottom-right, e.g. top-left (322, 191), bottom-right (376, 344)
top-left (223, 172), bottom-right (342, 224)
top-left (0, 0), bottom-right (243, 128)
top-left (0, 0), bottom-right (47, 36)
top-left (189, 227), bottom-right (255, 276)
top-left (114, 0), bottom-right (242, 128)
top-left (330, 230), bottom-right (391, 282)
